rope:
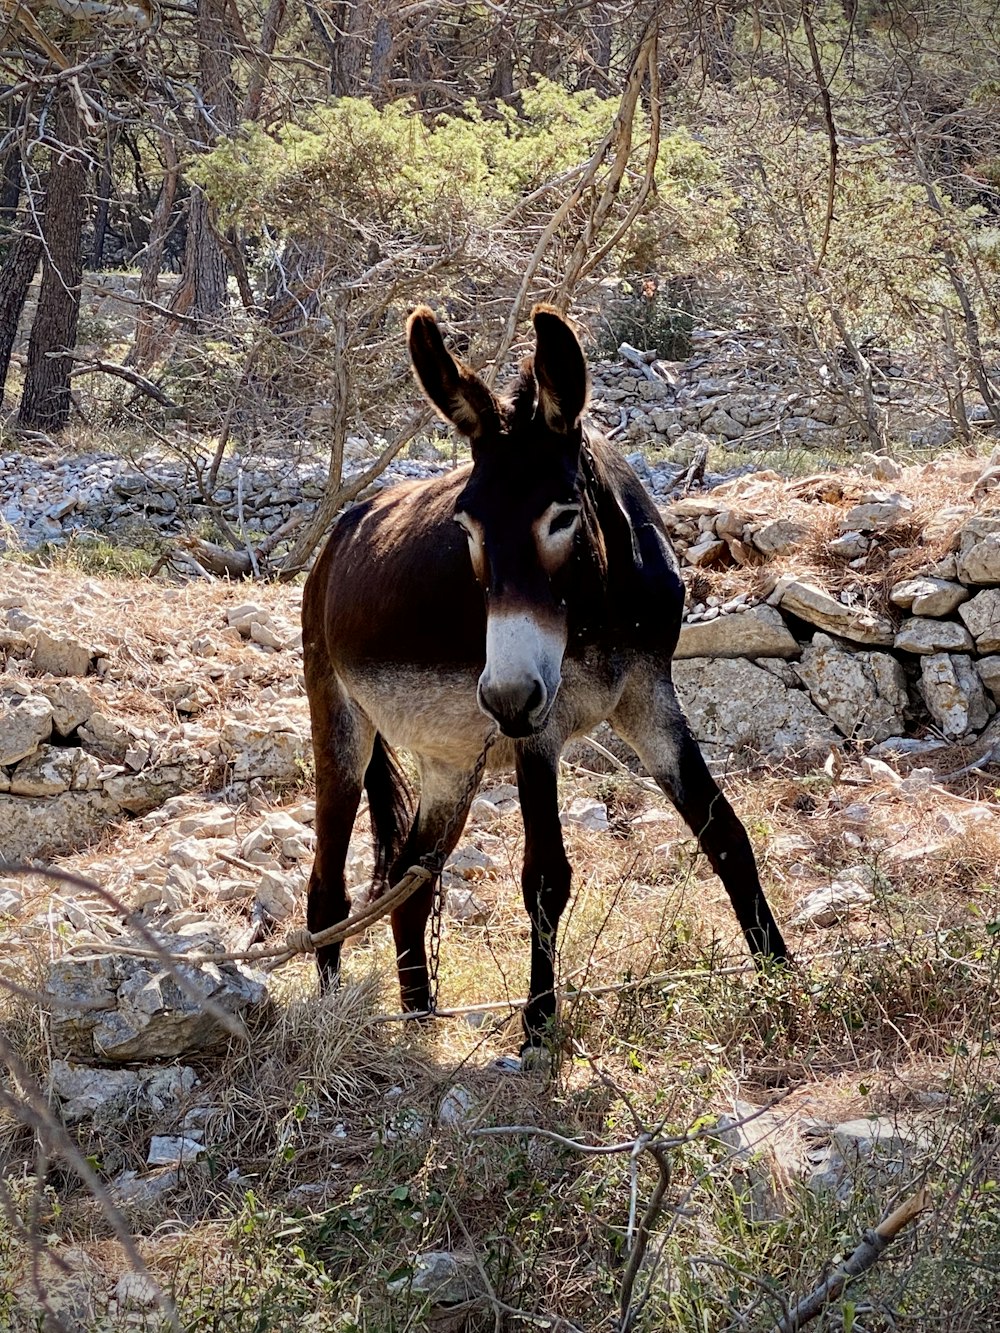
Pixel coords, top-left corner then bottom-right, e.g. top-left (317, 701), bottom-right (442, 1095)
top-left (68, 866), bottom-right (431, 970)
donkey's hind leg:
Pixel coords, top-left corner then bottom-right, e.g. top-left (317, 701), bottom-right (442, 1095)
top-left (611, 664), bottom-right (788, 965)
top-left (305, 670), bottom-right (375, 989)
top-left (387, 757), bottom-right (481, 1014)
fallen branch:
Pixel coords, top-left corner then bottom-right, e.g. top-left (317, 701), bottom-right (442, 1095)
top-left (68, 356), bottom-right (177, 407)
top-left (774, 1187), bottom-right (930, 1332)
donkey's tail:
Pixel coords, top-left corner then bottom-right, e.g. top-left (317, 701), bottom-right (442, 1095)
top-left (364, 734), bottom-right (414, 893)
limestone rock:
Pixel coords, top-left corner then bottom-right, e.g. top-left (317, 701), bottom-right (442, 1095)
top-left (894, 617), bottom-right (974, 655)
top-left (790, 870), bottom-right (875, 927)
top-left (779, 580), bottom-right (894, 645)
top-left (46, 932), bottom-right (270, 1062)
top-left (30, 627), bottom-right (93, 676)
top-left (445, 886), bottom-right (488, 924)
top-left (103, 764), bottom-right (190, 814)
top-left (919, 654), bottom-right (993, 738)
top-left (750, 518), bottom-right (808, 556)
top-left (51, 1060), bottom-right (197, 1127)
top-left (977, 656), bottom-right (1000, 701)
top-left (8, 744), bottom-right (96, 796)
top-left (0, 790), bottom-right (119, 859)
top-left (0, 690), bottom-right (53, 764)
top-left (958, 589), bottom-right (1000, 652)
top-left (35, 678), bottom-right (95, 735)
top-left (795, 634), bottom-right (908, 742)
top-left (219, 715), bottom-right (311, 783)
top-left (841, 492), bottom-right (913, 531)
top-left (675, 604), bottom-right (799, 660)
top-left (387, 1251), bottom-right (482, 1306)
top-left (685, 535), bottom-right (726, 567)
top-left (673, 658), bottom-right (839, 760)
top-left (956, 516), bottom-right (1000, 584)
top-left (889, 577), bottom-right (969, 617)
top-left (561, 797), bottom-right (610, 831)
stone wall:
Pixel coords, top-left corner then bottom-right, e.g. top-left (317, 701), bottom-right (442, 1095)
top-left (656, 458), bottom-right (1000, 765)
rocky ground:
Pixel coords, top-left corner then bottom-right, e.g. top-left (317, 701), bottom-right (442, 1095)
top-left (1, 333), bottom-right (999, 1327)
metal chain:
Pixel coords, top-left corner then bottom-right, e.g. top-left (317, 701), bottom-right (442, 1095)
top-left (424, 725), bottom-right (498, 1015)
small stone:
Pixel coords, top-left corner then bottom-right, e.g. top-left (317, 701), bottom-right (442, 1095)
top-left (859, 452), bottom-right (903, 480)
top-left (889, 577), bottom-right (969, 617)
top-left (446, 844), bottom-right (494, 880)
top-left (791, 874), bottom-right (874, 927)
top-left (828, 531), bottom-right (869, 558)
top-left (977, 656), bottom-right (1000, 701)
top-left (920, 654), bottom-right (993, 739)
top-left (445, 886), bottom-right (488, 924)
top-left (796, 634), bottom-right (908, 743)
top-left (0, 691), bottom-right (54, 764)
top-left (147, 1135), bottom-right (204, 1167)
top-left (751, 518), bottom-right (808, 556)
top-left (114, 1272), bottom-right (160, 1309)
top-left (386, 1251), bottom-right (482, 1305)
top-left (30, 627), bottom-right (93, 676)
top-left (958, 589), bottom-right (1000, 653)
top-left (894, 617), bottom-right (974, 655)
top-left (675, 604), bottom-right (799, 660)
top-left (956, 516), bottom-right (1000, 584)
top-left (438, 1084), bottom-right (475, 1130)
top-left (561, 797), bottom-right (610, 831)
top-left (841, 493), bottom-right (913, 531)
top-left (256, 870), bottom-right (297, 922)
top-left (685, 536), bottom-right (727, 567)
top-left (250, 620), bottom-right (283, 650)
top-left (175, 808), bottom-right (237, 838)
top-left (9, 744), bottom-right (78, 796)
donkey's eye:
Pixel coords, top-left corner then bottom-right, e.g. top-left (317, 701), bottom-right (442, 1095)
top-left (547, 507), bottom-right (580, 536)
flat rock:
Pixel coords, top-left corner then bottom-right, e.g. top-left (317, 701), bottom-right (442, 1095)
top-left (51, 1060), bottom-right (197, 1127)
top-left (561, 797), bottom-right (610, 831)
top-left (779, 579), bottom-right (894, 645)
top-left (977, 656), bottom-right (1000, 701)
top-left (841, 493), bottom-right (913, 531)
top-left (796, 634), bottom-right (908, 742)
top-left (889, 577), bottom-right (969, 617)
top-left (894, 617), bottom-right (974, 654)
top-left (46, 932), bottom-right (270, 1062)
top-left (0, 690), bottom-right (53, 764)
top-left (675, 604), bottom-right (799, 660)
top-left (750, 518), bottom-right (808, 556)
top-left (956, 515), bottom-right (1000, 584)
top-left (791, 872), bottom-right (874, 927)
top-left (30, 627), bottom-right (93, 676)
top-left (0, 789), bottom-right (119, 860)
top-left (958, 588), bottom-right (1000, 652)
top-left (673, 657), bottom-right (839, 761)
top-left (919, 653), bottom-right (993, 738)
top-left (35, 678), bottom-right (95, 735)
top-left (386, 1251), bottom-right (482, 1305)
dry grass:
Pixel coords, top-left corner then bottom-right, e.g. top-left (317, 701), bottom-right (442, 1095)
top-left (2, 497), bottom-right (1000, 1329)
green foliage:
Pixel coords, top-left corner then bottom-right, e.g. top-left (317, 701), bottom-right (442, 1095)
top-left (191, 83), bottom-right (732, 284)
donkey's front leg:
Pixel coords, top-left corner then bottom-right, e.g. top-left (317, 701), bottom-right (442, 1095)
top-left (612, 666), bottom-right (789, 966)
top-left (515, 744), bottom-right (573, 1052)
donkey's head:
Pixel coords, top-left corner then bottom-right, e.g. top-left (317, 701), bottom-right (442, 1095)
top-left (408, 304), bottom-right (589, 738)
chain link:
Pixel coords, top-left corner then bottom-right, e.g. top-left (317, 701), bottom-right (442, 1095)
top-left (424, 726), bottom-right (498, 1015)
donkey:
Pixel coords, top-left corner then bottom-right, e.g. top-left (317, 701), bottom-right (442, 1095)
top-left (301, 303), bottom-right (788, 1055)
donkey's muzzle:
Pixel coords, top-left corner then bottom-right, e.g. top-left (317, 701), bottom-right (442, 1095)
top-left (477, 675), bottom-right (551, 737)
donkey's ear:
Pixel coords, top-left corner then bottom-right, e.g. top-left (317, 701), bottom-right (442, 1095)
top-left (407, 306), bottom-right (500, 441)
top-left (531, 304), bottom-right (589, 435)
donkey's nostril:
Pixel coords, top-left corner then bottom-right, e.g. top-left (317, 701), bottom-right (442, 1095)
top-left (525, 679), bottom-right (545, 716)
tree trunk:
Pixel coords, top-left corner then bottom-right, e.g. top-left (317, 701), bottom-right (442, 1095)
top-left (129, 134), bottom-right (180, 369)
top-left (18, 105), bottom-right (86, 433)
top-left (241, 0), bottom-right (288, 120)
top-left (171, 0), bottom-right (237, 327)
top-left (90, 131), bottom-right (115, 269)
top-left (0, 227), bottom-right (42, 402)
